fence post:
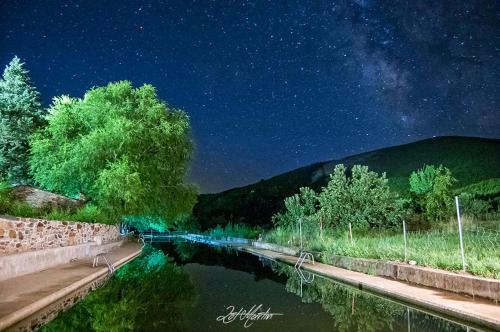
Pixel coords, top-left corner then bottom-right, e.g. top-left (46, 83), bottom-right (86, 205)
top-left (407, 308), bottom-right (411, 332)
top-left (299, 217), bottom-right (303, 250)
top-left (455, 196), bottom-right (466, 272)
top-left (349, 223), bottom-right (353, 244)
top-left (403, 220), bottom-right (407, 262)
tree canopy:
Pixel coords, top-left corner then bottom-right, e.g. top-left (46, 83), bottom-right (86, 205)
top-left (0, 56), bottom-right (44, 183)
top-left (273, 164), bottom-right (405, 233)
top-left (30, 81), bottom-right (197, 223)
top-left (409, 164), bottom-right (455, 222)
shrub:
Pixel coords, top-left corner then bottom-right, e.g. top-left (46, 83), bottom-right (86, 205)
top-left (410, 165), bottom-right (456, 222)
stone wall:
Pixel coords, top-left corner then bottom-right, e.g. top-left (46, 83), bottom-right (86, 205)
top-left (0, 217), bottom-right (120, 255)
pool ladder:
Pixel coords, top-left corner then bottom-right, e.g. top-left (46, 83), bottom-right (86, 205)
top-left (93, 253), bottom-right (115, 275)
top-left (294, 251), bottom-right (315, 284)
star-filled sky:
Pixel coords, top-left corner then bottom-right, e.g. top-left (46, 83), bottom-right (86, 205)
top-left (1, 1), bottom-right (499, 193)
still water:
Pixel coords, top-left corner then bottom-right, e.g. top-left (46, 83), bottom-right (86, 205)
top-left (43, 240), bottom-right (480, 332)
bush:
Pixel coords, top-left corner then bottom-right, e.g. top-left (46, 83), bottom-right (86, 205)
top-left (410, 165), bottom-right (456, 222)
top-left (318, 164), bottom-right (405, 231)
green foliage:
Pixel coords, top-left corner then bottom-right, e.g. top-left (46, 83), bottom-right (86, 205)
top-left (457, 178), bottom-right (500, 218)
top-left (410, 165), bottom-right (456, 222)
top-left (0, 56), bottom-right (45, 184)
top-left (265, 223), bottom-right (500, 278)
top-left (457, 178), bottom-right (500, 198)
top-left (206, 222), bottom-right (262, 239)
top-left (30, 81), bottom-right (197, 225)
top-left (46, 205), bottom-right (111, 224)
top-left (272, 187), bottom-right (317, 229)
top-left (42, 246), bottom-right (197, 332)
top-left (318, 164), bottom-right (404, 231)
top-left (123, 215), bottom-right (167, 232)
top-left (0, 180), bottom-right (12, 213)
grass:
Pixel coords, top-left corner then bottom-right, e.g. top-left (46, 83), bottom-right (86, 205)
top-left (205, 222), bottom-right (263, 240)
top-left (264, 216), bottom-right (500, 279)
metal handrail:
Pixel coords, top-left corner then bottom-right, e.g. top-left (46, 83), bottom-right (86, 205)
top-left (296, 267), bottom-right (315, 283)
top-left (294, 251), bottom-right (314, 270)
top-left (93, 253), bottom-right (115, 275)
top-left (138, 235), bottom-right (146, 248)
top-left (294, 251), bottom-right (315, 288)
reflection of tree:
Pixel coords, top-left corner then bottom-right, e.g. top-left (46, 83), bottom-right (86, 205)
top-left (274, 265), bottom-right (466, 332)
top-left (173, 240), bottom-right (200, 261)
top-left (42, 246), bottom-right (197, 332)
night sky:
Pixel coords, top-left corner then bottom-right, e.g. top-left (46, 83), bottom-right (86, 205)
top-left (1, 1), bottom-right (499, 193)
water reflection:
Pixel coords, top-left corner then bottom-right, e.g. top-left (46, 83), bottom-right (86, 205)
top-left (42, 245), bottom-right (197, 332)
top-left (272, 263), bottom-right (477, 332)
top-left (42, 241), bottom-right (482, 332)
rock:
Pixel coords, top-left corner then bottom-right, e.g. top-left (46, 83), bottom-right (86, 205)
top-left (9, 185), bottom-right (84, 210)
top-left (409, 260), bottom-right (417, 266)
top-left (9, 230), bottom-right (16, 238)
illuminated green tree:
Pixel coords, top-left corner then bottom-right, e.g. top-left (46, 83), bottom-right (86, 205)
top-left (30, 81), bottom-right (197, 224)
top-left (318, 164), bottom-right (404, 231)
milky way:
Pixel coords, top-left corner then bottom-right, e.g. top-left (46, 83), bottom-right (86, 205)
top-left (1, 0), bottom-right (498, 192)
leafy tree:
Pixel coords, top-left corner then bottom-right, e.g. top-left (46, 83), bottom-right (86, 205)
top-left (318, 164), bottom-right (403, 231)
top-left (272, 186), bottom-right (318, 232)
top-left (30, 81), bottom-right (197, 225)
top-left (0, 56), bottom-right (44, 183)
top-left (409, 165), bottom-right (455, 222)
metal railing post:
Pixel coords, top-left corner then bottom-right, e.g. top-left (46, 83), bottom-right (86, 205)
top-left (349, 223), bottom-right (353, 244)
top-left (403, 220), bottom-right (407, 262)
top-left (299, 218), bottom-right (303, 250)
top-left (455, 196), bottom-right (466, 272)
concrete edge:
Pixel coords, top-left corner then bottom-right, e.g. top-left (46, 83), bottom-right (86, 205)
top-left (326, 254), bottom-right (500, 302)
top-left (0, 247), bottom-right (142, 331)
top-left (0, 240), bottom-right (124, 282)
top-left (249, 240), bottom-right (499, 302)
top-left (272, 256), bottom-right (500, 332)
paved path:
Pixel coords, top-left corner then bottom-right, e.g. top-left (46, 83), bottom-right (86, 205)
top-left (0, 241), bottom-right (142, 330)
top-left (242, 246), bottom-right (500, 331)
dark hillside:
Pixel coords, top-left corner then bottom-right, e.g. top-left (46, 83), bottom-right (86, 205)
top-left (194, 136), bottom-right (500, 229)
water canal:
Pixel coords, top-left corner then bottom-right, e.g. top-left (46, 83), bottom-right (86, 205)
top-left (42, 240), bottom-right (482, 332)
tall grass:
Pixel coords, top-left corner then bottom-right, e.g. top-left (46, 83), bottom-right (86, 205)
top-left (264, 217), bottom-right (500, 279)
top-left (206, 223), bottom-right (262, 239)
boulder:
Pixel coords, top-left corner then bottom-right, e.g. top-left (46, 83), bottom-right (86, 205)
top-left (10, 186), bottom-right (85, 210)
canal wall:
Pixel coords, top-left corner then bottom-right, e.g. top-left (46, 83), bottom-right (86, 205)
top-left (248, 240), bottom-right (500, 302)
top-left (0, 240), bottom-right (123, 282)
top-left (0, 216), bottom-right (120, 255)
top-left (0, 242), bottom-right (142, 332)
top-left (327, 254), bottom-right (500, 302)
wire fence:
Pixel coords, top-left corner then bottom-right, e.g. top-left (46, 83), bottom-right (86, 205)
top-left (398, 197), bottom-right (499, 275)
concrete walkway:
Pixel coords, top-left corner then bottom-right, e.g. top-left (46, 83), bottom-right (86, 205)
top-left (0, 241), bottom-right (142, 331)
top-left (242, 246), bottom-right (500, 331)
